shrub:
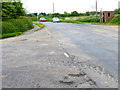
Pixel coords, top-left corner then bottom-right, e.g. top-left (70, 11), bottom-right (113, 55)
top-left (2, 16), bottom-right (34, 34)
top-left (108, 15), bottom-right (120, 25)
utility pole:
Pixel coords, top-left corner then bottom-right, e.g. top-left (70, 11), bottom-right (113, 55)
top-left (53, 2), bottom-right (55, 17)
top-left (53, 2), bottom-right (55, 13)
top-left (96, 0), bottom-right (97, 19)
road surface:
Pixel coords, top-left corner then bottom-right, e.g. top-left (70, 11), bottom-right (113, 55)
top-left (1, 22), bottom-right (118, 88)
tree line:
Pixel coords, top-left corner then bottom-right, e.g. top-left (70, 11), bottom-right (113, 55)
top-left (27, 8), bottom-right (120, 18)
top-left (27, 11), bottom-right (99, 17)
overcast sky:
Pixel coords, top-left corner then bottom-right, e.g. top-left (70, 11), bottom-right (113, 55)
top-left (21, 0), bottom-right (119, 14)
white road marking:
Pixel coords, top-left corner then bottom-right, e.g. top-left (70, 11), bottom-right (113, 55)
top-left (64, 53), bottom-right (69, 57)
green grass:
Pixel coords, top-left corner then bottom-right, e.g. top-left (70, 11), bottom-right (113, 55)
top-left (29, 16), bottom-right (53, 22)
top-left (60, 15), bottom-right (120, 25)
top-left (0, 32), bottom-right (23, 39)
top-left (33, 22), bottom-right (45, 28)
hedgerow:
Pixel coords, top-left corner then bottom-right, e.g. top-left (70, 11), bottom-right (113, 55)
top-left (2, 16), bottom-right (34, 34)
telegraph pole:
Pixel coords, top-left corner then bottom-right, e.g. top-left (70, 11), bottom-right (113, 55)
top-left (53, 2), bottom-right (55, 13)
top-left (53, 2), bottom-right (55, 17)
top-left (96, 0), bottom-right (97, 19)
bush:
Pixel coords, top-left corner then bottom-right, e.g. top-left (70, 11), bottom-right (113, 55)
top-left (108, 15), bottom-right (120, 25)
top-left (2, 16), bottom-right (34, 34)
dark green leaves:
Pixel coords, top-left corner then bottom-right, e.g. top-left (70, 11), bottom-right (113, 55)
top-left (2, 2), bottom-right (26, 20)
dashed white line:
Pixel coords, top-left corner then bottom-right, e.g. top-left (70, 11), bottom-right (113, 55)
top-left (64, 53), bottom-right (69, 57)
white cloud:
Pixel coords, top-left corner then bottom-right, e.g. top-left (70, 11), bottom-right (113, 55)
top-left (21, 0), bottom-right (119, 13)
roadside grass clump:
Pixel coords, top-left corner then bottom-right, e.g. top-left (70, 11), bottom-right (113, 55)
top-left (76, 16), bottom-right (100, 22)
top-left (0, 32), bottom-right (23, 39)
top-left (60, 16), bottom-right (100, 24)
top-left (2, 16), bottom-right (34, 38)
top-left (33, 22), bottom-right (45, 28)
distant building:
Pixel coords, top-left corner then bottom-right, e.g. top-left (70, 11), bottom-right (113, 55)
top-left (100, 11), bottom-right (114, 22)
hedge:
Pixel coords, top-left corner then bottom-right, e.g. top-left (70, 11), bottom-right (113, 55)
top-left (2, 16), bottom-right (34, 34)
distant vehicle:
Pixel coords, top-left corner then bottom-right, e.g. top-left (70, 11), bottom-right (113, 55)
top-left (39, 18), bottom-right (46, 22)
top-left (52, 17), bottom-right (60, 23)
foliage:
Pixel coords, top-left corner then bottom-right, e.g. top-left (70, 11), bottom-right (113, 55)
top-left (76, 16), bottom-right (100, 22)
top-left (39, 12), bottom-right (47, 16)
top-left (45, 17), bottom-right (53, 22)
top-left (2, 16), bottom-right (34, 34)
top-left (0, 32), bottom-right (23, 39)
top-left (2, 2), bottom-right (26, 20)
top-left (28, 10), bottom-right (100, 20)
top-left (70, 11), bottom-right (79, 16)
top-left (85, 11), bottom-right (90, 16)
top-left (114, 8), bottom-right (120, 14)
top-left (107, 15), bottom-right (120, 25)
top-left (60, 15), bottom-right (120, 25)
top-left (27, 13), bottom-right (35, 17)
top-left (52, 13), bottom-right (60, 17)
top-left (1, 0), bottom-right (21, 2)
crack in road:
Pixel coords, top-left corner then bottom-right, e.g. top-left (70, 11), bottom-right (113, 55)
top-left (2, 22), bottom-right (118, 88)
top-left (44, 26), bottom-right (118, 88)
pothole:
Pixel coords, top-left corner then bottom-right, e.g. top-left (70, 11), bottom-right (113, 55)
top-left (59, 80), bottom-right (75, 85)
top-left (68, 72), bottom-right (86, 77)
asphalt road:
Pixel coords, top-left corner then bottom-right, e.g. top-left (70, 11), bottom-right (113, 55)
top-left (43, 22), bottom-right (118, 78)
top-left (1, 22), bottom-right (118, 88)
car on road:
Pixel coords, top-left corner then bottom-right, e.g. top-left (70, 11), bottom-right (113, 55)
top-left (39, 18), bottom-right (46, 22)
top-left (52, 17), bottom-right (60, 23)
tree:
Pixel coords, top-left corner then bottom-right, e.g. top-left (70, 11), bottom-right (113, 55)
top-left (114, 8), bottom-right (120, 14)
top-left (63, 11), bottom-right (70, 17)
top-left (2, 2), bottom-right (17, 18)
top-left (70, 11), bottom-right (79, 16)
top-left (39, 12), bottom-right (47, 16)
top-left (1, 0), bottom-right (21, 2)
top-left (2, 2), bottom-right (26, 19)
top-left (27, 13), bottom-right (35, 17)
top-left (52, 13), bottom-right (60, 17)
top-left (85, 11), bottom-right (90, 16)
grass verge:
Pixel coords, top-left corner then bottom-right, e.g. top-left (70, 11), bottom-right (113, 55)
top-left (60, 15), bottom-right (120, 25)
top-left (0, 32), bottom-right (23, 39)
top-left (33, 22), bottom-right (45, 30)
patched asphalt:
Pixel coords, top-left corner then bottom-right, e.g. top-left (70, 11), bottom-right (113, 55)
top-left (1, 22), bottom-right (118, 88)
